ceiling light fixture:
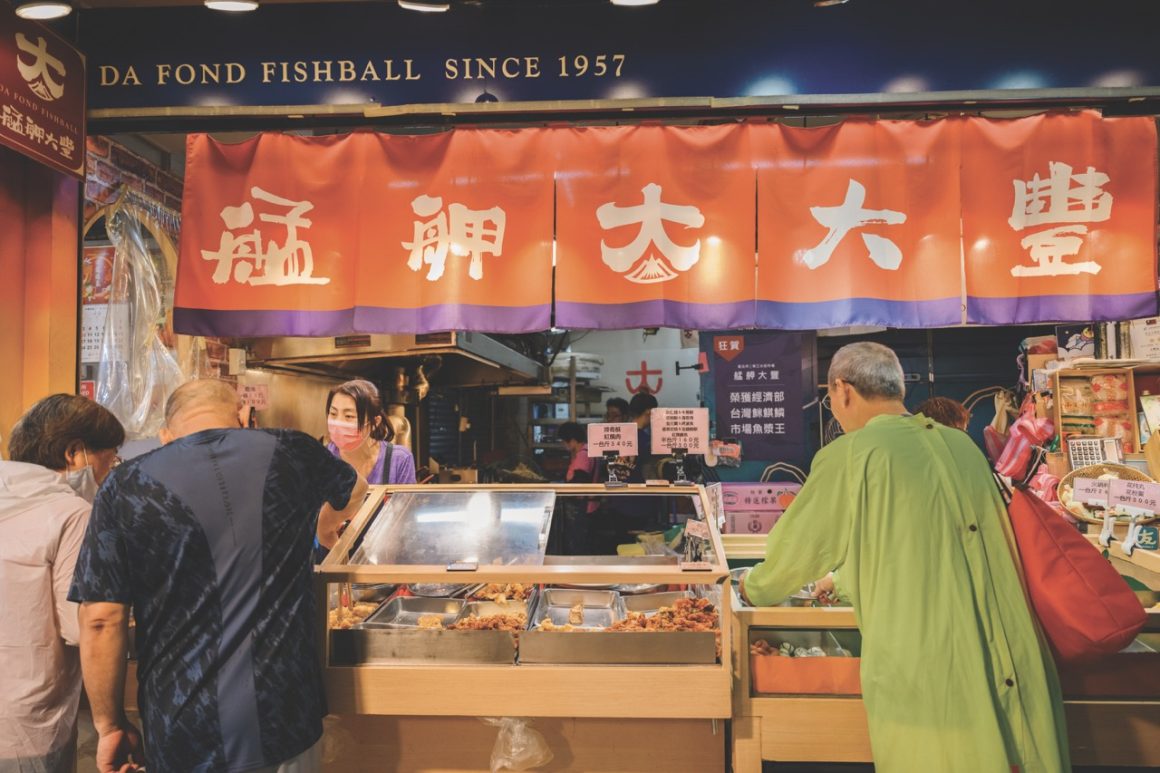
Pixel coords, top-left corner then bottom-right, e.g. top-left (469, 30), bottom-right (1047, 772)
top-left (204, 0), bottom-right (259, 10)
top-left (14, 1), bottom-right (73, 19)
top-left (813, 0), bottom-right (850, 6)
top-left (610, 0), bottom-right (660, 5)
top-left (398, 0), bottom-right (450, 11)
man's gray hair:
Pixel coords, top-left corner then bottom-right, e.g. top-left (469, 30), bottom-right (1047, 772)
top-left (828, 342), bottom-right (906, 401)
top-left (165, 379), bottom-right (242, 426)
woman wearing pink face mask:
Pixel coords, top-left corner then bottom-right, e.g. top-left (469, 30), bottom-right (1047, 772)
top-left (324, 379), bottom-right (417, 485)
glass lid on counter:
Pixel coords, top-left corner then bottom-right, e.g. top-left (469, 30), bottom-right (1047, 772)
top-left (349, 489), bottom-right (556, 566)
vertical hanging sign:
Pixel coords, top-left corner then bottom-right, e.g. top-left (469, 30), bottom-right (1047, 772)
top-left (0, 4), bottom-right (85, 178)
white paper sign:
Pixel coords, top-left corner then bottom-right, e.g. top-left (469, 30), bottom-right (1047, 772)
top-left (1129, 317), bottom-right (1160, 360)
top-left (651, 408), bottom-right (709, 454)
top-left (1109, 479), bottom-right (1160, 514)
top-left (587, 422), bottom-right (638, 456)
top-left (238, 384), bottom-right (270, 410)
top-left (1071, 477), bottom-right (1110, 506)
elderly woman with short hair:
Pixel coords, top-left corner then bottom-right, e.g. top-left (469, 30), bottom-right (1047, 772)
top-left (1, 394), bottom-right (124, 773)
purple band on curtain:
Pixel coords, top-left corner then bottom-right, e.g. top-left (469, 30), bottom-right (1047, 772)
top-left (174, 307), bottom-right (355, 337)
top-left (354, 304), bottom-right (551, 334)
top-left (755, 297), bottom-right (961, 329)
top-left (968, 293), bottom-right (1159, 325)
top-left (555, 300), bottom-right (756, 330)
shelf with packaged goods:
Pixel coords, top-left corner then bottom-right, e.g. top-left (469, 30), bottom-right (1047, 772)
top-left (316, 483), bottom-right (733, 720)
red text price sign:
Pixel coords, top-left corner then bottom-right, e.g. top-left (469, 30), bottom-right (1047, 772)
top-left (587, 422), bottom-right (638, 456)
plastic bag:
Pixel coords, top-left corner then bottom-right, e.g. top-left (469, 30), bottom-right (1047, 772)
top-left (480, 717), bottom-right (553, 772)
top-left (95, 210), bottom-right (186, 439)
top-left (94, 210), bottom-right (184, 436)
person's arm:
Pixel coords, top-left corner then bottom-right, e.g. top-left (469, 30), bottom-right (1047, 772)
top-left (318, 473), bottom-right (368, 550)
top-left (53, 503), bottom-right (91, 646)
top-left (741, 441), bottom-right (856, 607)
top-left (79, 601), bottom-right (142, 772)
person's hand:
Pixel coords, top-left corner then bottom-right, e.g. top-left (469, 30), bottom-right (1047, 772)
top-left (811, 573), bottom-right (836, 605)
top-left (96, 721), bottom-right (144, 773)
top-left (736, 568), bottom-right (753, 606)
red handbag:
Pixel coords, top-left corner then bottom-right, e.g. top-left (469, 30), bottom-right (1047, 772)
top-left (1001, 484), bottom-right (1147, 664)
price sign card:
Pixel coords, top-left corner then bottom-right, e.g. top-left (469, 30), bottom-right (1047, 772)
top-left (651, 408), bottom-right (709, 454)
top-left (237, 384), bottom-right (270, 410)
top-left (1071, 477), bottom-right (1110, 506)
top-left (1108, 479), bottom-right (1160, 514)
top-left (684, 518), bottom-right (711, 540)
top-left (587, 422), bottom-right (638, 456)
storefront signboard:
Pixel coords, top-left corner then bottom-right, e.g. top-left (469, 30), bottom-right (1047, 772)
top-left (651, 408), bottom-right (709, 454)
top-left (174, 114), bottom-right (1158, 337)
top-left (0, 4), bottom-right (84, 177)
top-left (587, 422), bottom-right (638, 457)
top-left (962, 112), bottom-right (1158, 324)
top-left (77, 0), bottom-right (1160, 115)
top-left (712, 332), bottom-right (805, 461)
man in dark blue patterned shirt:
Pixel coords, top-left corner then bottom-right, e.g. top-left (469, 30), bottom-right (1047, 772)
top-left (70, 380), bottom-right (367, 773)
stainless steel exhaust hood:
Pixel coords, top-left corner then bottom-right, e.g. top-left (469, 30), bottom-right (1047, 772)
top-left (245, 331), bottom-right (543, 390)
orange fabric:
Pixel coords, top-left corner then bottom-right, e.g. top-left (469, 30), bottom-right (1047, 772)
top-left (554, 125), bottom-right (755, 325)
top-left (175, 131), bottom-right (554, 324)
top-left (177, 133), bottom-right (361, 313)
top-left (755, 119), bottom-right (963, 307)
top-left (357, 129), bottom-right (554, 313)
top-left (962, 111), bottom-right (1158, 305)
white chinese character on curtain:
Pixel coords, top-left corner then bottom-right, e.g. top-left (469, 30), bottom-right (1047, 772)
top-left (201, 187), bottom-right (329, 287)
top-left (597, 183), bottom-right (704, 284)
top-left (1008, 162), bottom-right (1111, 277)
top-left (402, 194), bottom-right (506, 281)
top-left (801, 179), bottom-right (907, 270)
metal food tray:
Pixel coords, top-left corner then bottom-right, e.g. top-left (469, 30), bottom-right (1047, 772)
top-left (621, 590), bottom-right (694, 616)
top-left (531, 589), bottom-right (624, 629)
top-left (456, 599), bottom-right (532, 620)
top-left (359, 597), bottom-right (465, 629)
top-left (331, 595), bottom-right (533, 666)
top-left (521, 589), bottom-right (718, 665)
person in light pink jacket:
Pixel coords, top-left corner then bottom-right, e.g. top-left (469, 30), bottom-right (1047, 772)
top-left (0, 395), bottom-right (123, 773)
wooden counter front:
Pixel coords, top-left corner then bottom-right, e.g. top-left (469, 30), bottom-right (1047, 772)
top-left (731, 605), bottom-right (1160, 770)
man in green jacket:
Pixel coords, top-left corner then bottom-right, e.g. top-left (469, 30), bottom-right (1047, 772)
top-left (742, 342), bottom-right (1068, 773)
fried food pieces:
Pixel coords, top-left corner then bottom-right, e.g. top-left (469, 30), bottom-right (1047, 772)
top-left (328, 602), bottom-right (380, 630)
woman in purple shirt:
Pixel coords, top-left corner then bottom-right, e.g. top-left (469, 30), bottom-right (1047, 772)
top-left (325, 379), bottom-right (417, 484)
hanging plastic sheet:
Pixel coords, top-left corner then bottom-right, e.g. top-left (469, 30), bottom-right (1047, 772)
top-left (95, 207), bottom-right (186, 439)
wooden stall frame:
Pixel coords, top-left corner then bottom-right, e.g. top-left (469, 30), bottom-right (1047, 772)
top-left (316, 484), bottom-right (734, 720)
top-left (730, 603), bottom-right (1160, 770)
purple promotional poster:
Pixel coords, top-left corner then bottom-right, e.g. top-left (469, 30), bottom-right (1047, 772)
top-left (711, 332), bottom-right (806, 462)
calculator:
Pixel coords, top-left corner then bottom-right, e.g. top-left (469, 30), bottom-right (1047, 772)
top-left (1066, 436), bottom-right (1123, 468)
